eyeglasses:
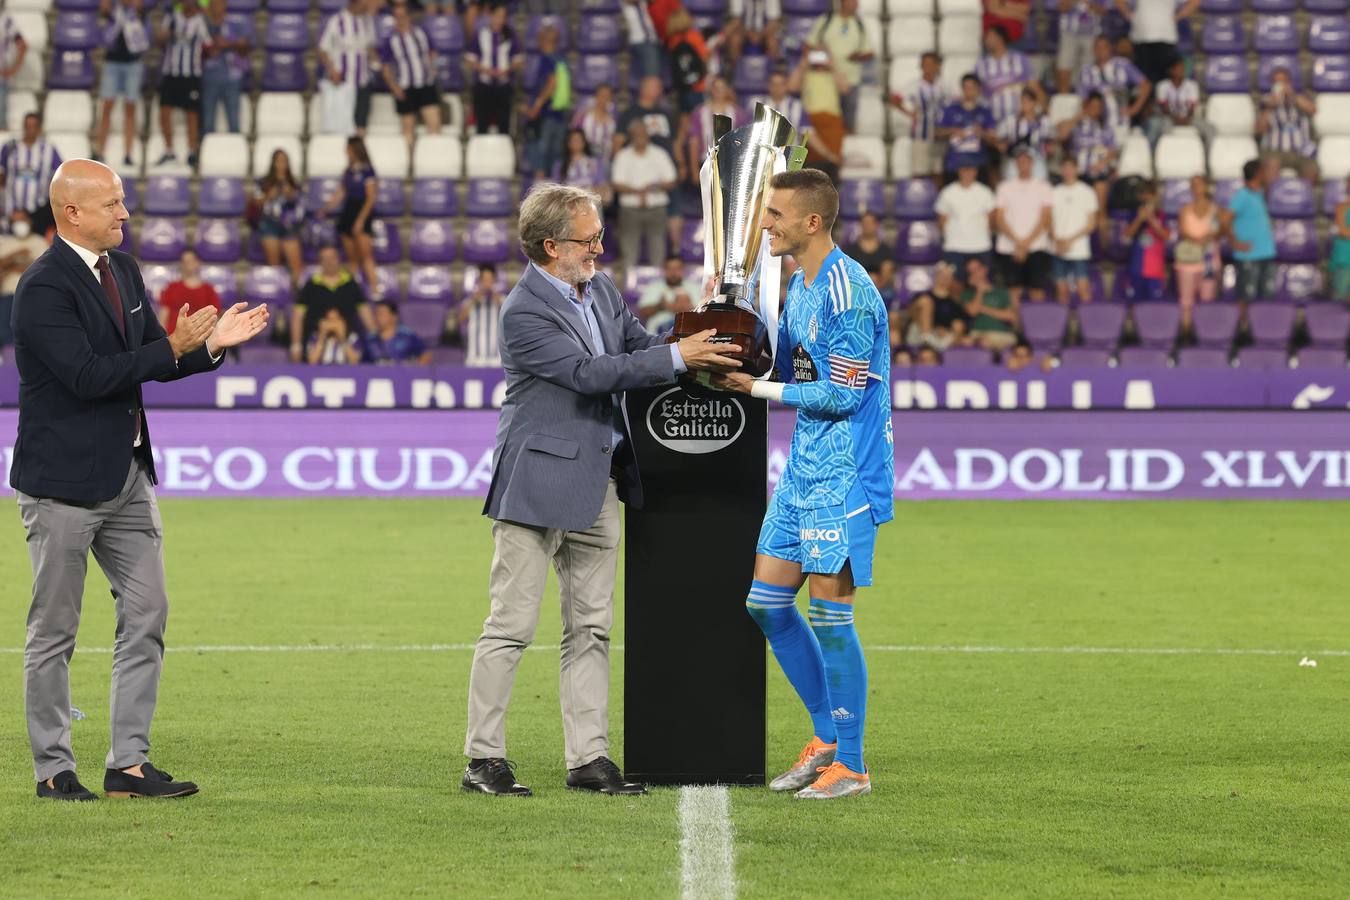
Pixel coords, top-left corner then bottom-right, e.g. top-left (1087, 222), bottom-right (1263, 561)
top-left (554, 228), bottom-right (605, 251)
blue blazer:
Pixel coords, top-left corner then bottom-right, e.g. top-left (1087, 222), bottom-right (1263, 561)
top-left (484, 264), bottom-right (678, 531)
top-left (8, 236), bottom-right (222, 503)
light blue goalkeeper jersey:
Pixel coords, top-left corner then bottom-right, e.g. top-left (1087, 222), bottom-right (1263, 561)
top-left (773, 246), bottom-right (895, 525)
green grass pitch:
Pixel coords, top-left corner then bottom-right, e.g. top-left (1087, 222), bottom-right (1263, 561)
top-left (1, 499), bottom-right (1348, 898)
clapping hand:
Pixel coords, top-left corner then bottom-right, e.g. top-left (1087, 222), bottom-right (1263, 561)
top-left (168, 306), bottom-right (218, 359)
top-left (207, 302), bottom-right (270, 355)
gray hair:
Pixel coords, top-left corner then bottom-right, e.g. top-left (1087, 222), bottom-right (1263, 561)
top-left (518, 182), bottom-right (601, 265)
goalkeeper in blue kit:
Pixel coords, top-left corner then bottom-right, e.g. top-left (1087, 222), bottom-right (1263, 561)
top-left (712, 168), bottom-right (894, 799)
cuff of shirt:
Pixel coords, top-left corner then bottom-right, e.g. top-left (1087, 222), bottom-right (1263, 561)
top-left (669, 342), bottom-right (687, 376)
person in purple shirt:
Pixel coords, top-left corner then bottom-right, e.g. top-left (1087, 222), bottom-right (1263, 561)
top-left (937, 74), bottom-right (997, 180)
top-left (201, 0), bottom-right (249, 135)
top-left (317, 137), bottom-right (380, 304)
top-left (362, 301), bottom-right (432, 364)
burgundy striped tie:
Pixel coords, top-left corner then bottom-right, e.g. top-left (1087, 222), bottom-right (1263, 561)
top-left (95, 255), bottom-right (125, 335)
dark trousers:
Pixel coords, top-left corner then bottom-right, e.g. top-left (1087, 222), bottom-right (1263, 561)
top-left (1133, 42), bottom-right (1177, 86)
top-left (473, 83), bottom-right (513, 134)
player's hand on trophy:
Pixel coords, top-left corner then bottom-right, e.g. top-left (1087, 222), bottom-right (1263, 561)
top-left (678, 328), bottom-right (742, 373)
top-left (707, 372), bottom-right (754, 394)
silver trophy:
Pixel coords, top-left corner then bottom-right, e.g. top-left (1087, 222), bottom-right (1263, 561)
top-left (669, 102), bottom-right (808, 377)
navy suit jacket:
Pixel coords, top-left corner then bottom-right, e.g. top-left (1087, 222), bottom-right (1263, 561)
top-left (483, 264), bottom-right (678, 532)
top-left (8, 236), bottom-right (222, 503)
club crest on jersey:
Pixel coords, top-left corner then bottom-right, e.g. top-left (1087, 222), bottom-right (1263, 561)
top-left (808, 313), bottom-right (818, 343)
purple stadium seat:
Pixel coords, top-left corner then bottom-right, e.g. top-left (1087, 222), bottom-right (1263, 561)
top-left (244, 266), bottom-right (294, 306)
top-left (1203, 56), bottom-right (1251, 94)
top-left (576, 15), bottom-right (622, 53)
top-left (679, 220), bottom-right (704, 263)
top-left (1267, 178), bottom-right (1315, 219)
top-left (1253, 15), bottom-right (1298, 54)
top-left (838, 180), bottom-right (888, 220)
top-left (1103, 217), bottom-right (1132, 263)
top-left (1297, 347), bottom-right (1349, 368)
top-left (143, 176), bottom-right (191, 217)
top-left (306, 178), bottom-right (340, 214)
top-left (1160, 179), bottom-right (1193, 217)
top-left (375, 179), bottom-right (405, 218)
top-left (1058, 347), bottom-right (1112, 367)
top-left (371, 266), bottom-right (402, 302)
top-left (119, 226), bottom-right (135, 255)
top-left (435, 55), bottom-right (466, 93)
top-left (53, 12), bottom-right (101, 50)
top-left (1176, 347), bottom-right (1231, 368)
top-left (684, 0), bottom-right (727, 10)
top-left (1200, 0), bottom-right (1243, 12)
top-left (226, 0), bottom-right (260, 11)
top-left (1192, 303), bottom-right (1240, 347)
top-left (1201, 16), bottom-right (1246, 54)
top-left (1252, 0), bottom-right (1297, 10)
top-left (121, 179), bottom-right (139, 215)
top-left (201, 265), bottom-right (240, 305)
top-left (407, 266), bottom-right (456, 304)
top-left (370, 221), bottom-right (403, 265)
top-left (138, 219), bottom-right (189, 262)
top-left (781, 16), bottom-right (817, 56)
top-left (141, 264), bottom-right (178, 301)
top-left (198, 177), bottom-right (246, 217)
top-left (398, 303), bottom-right (447, 345)
top-left (425, 14), bottom-right (465, 54)
top-left (194, 219), bottom-right (243, 263)
top-left (734, 55), bottom-right (772, 96)
top-left (300, 219), bottom-right (339, 264)
top-left (1310, 16), bottom-right (1350, 54)
top-left (524, 15), bottom-right (570, 52)
top-left (1133, 305), bottom-right (1181, 348)
top-left (1322, 178), bottom-right (1347, 217)
top-left (408, 220), bottom-right (457, 264)
top-left (1305, 0), bottom-right (1349, 11)
top-left (265, 14), bottom-right (310, 51)
top-left (574, 55), bottom-right (622, 94)
top-left (1116, 347), bottom-right (1170, 367)
top-left (1274, 220), bottom-right (1319, 263)
top-left (520, 55), bottom-right (548, 94)
top-left (941, 346), bottom-right (995, 367)
top-left (581, 0), bottom-right (621, 11)
top-left (48, 51), bottom-right (97, 90)
top-left (1311, 55), bottom-right (1350, 92)
top-left (428, 346), bottom-right (464, 366)
top-left (317, 0), bottom-right (346, 12)
top-left (243, 345), bottom-right (290, 365)
top-left (1076, 303), bottom-right (1126, 348)
top-left (411, 178), bottom-right (458, 217)
top-left (895, 266), bottom-right (935, 306)
top-left (897, 221), bottom-right (942, 264)
top-left (1236, 347), bottom-right (1288, 369)
top-left (1257, 55), bottom-right (1303, 92)
top-left (781, 0), bottom-right (827, 13)
top-left (1273, 264), bottom-right (1323, 303)
top-left (1213, 179), bottom-right (1242, 209)
top-left (462, 220), bottom-right (511, 264)
top-left (1306, 303), bottom-right (1350, 346)
top-left (465, 179), bottom-right (514, 218)
top-left (269, 0), bottom-right (310, 11)
top-left (1247, 302), bottom-right (1296, 346)
top-left (1021, 304), bottom-right (1070, 353)
top-left (893, 179), bottom-right (936, 220)
top-left (261, 53), bottom-right (309, 92)
top-left (225, 12), bottom-right (258, 45)
top-left (623, 265), bottom-right (663, 305)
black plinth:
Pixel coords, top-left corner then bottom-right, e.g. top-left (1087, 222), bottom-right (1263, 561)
top-left (622, 385), bottom-right (767, 786)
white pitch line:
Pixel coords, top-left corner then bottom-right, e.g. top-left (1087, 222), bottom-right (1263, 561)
top-left (678, 786), bottom-right (737, 900)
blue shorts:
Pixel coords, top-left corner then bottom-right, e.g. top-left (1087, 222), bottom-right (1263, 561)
top-left (100, 61), bottom-right (145, 103)
top-left (756, 478), bottom-right (877, 587)
top-left (1054, 258), bottom-right (1089, 283)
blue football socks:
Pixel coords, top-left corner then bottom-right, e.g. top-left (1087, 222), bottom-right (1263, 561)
top-left (808, 598), bottom-right (867, 774)
top-left (745, 580), bottom-right (836, 744)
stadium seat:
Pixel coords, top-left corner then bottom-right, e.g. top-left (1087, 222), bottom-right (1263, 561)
top-left (424, 13), bottom-right (465, 54)
top-left (411, 177), bottom-right (458, 217)
top-left (464, 179), bottom-right (514, 218)
top-left (1205, 95), bottom-right (1256, 137)
top-left (407, 266), bottom-right (456, 305)
top-left (1192, 304), bottom-right (1240, 347)
top-left (1313, 57), bottom-right (1350, 93)
top-left (1253, 15), bottom-right (1298, 54)
top-left (265, 13), bottom-right (310, 51)
top-left (225, 0), bottom-right (260, 11)
top-left (1305, 0), bottom-right (1349, 10)
top-left (465, 135), bottom-right (516, 178)
top-left (461, 220), bottom-right (511, 264)
top-left (370, 221), bottom-right (403, 265)
top-left (1319, 137), bottom-right (1350, 180)
top-left (138, 218), bottom-right (189, 262)
top-left (1267, 178), bottom-right (1316, 218)
top-left (305, 177), bottom-right (338, 214)
top-left (1176, 347), bottom-right (1231, 368)
top-left (199, 133), bottom-right (250, 178)
top-left (243, 265), bottom-right (295, 307)
top-left (575, 54), bottom-right (623, 94)
top-left (1209, 136), bottom-right (1259, 181)
top-left (1048, 93), bottom-right (1082, 129)
top-left (199, 265), bottom-right (239, 305)
top-left (306, 135), bottom-right (349, 179)
top-left (1153, 132), bottom-right (1205, 179)
top-left (1116, 346), bottom-right (1170, 367)
top-left (39, 89), bottom-right (91, 134)
top-left (1057, 347), bottom-right (1111, 367)
top-left (51, 11), bottom-right (98, 50)
top-left (1306, 303), bottom-right (1350, 346)
top-left (408, 220), bottom-right (457, 264)
top-left (893, 178), bottom-right (936, 220)
top-left (1273, 264), bottom-right (1324, 303)
top-left (782, 0), bottom-right (827, 12)
top-left (896, 221), bottom-right (941, 264)
top-left (1201, 15), bottom-right (1245, 54)
top-left (396, 302), bottom-right (446, 345)
top-left (224, 11), bottom-right (257, 46)
top-left (1314, 94), bottom-right (1350, 138)
top-left (937, 16), bottom-right (981, 57)
top-left (4, 90), bottom-right (35, 133)
top-left (1133, 305), bottom-right (1181, 349)
top-left (1203, 56), bottom-right (1251, 94)
top-left (1021, 304), bottom-right (1070, 353)
top-left (140, 263), bottom-right (178, 301)
top-left (362, 95), bottom-right (400, 136)
top-left (47, 50), bottom-right (96, 90)
top-left (1077, 304), bottom-right (1126, 348)
top-left (838, 179), bottom-right (888, 220)
top-left (47, 131), bottom-right (89, 161)
top-left (373, 179), bottom-right (405, 218)
top-left (679, 219), bottom-right (704, 263)
top-left (576, 13), bottom-right (622, 53)
top-left (853, 87), bottom-right (886, 138)
top-left (254, 135), bottom-right (304, 180)
top-left (143, 176), bottom-right (192, 217)
top-left (1248, 302), bottom-right (1297, 346)
top-left (194, 219), bottom-right (243, 263)
top-left (12, 11), bottom-right (46, 51)
top-left (299, 221), bottom-right (339, 264)
top-left (1274, 220), bottom-right (1319, 262)
top-left (365, 135), bottom-right (410, 179)
top-left (1116, 132), bottom-right (1154, 179)
top-left (256, 92), bottom-right (306, 137)
top-left (940, 54), bottom-right (979, 95)
top-left (8, 0), bottom-right (54, 10)
top-left (412, 134), bottom-right (464, 179)
top-left (1236, 347), bottom-right (1288, 369)
top-left (942, 346), bottom-right (995, 366)
top-left (1160, 179), bottom-right (1193, 216)
top-left (896, 265), bottom-right (935, 305)
top-left (1296, 347), bottom-right (1349, 368)
top-left (523, 14), bottom-right (569, 52)
top-left (841, 135), bottom-right (887, 180)
top-left (887, 17), bottom-right (937, 56)
top-left (1309, 16), bottom-right (1350, 54)
top-left (261, 52), bottom-right (309, 92)
top-left (1256, 54), bottom-right (1303, 92)
top-left (1200, 0), bottom-right (1243, 12)
top-left (1252, 0), bottom-right (1297, 10)
top-left (269, 0), bottom-right (309, 11)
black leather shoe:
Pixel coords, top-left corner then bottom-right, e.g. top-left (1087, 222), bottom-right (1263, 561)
top-left (103, 762), bottom-right (198, 799)
top-left (566, 757), bottom-right (648, 795)
top-left (36, 770), bottom-right (97, 801)
top-left (462, 758), bottom-right (532, 796)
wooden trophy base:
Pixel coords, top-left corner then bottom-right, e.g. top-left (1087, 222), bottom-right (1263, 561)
top-left (668, 303), bottom-right (772, 377)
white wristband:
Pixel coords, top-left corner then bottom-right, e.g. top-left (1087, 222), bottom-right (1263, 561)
top-left (750, 381), bottom-right (785, 403)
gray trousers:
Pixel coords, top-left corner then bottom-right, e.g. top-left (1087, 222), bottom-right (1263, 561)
top-left (618, 205), bottom-right (668, 273)
top-left (18, 458), bottom-right (169, 782)
top-left (465, 479), bottom-right (619, 770)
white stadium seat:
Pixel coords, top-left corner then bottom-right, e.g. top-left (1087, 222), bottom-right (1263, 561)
top-left (199, 133), bottom-right (250, 177)
top-left (941, 54), bottom-right (979, 94)
top-left (1314, 94), bottom-right (1350, 138)
top-left (1205, 95), bottom-right (1255, 137)
top-left (11, 12), bottom-right (47, 51)
top-left (1208, 136), bottom-right (1259, 180)
top-left (5, 90), bottom-right (37, 132)
top-left (1320, 137), bottom-right (1350, 180)
top-left (6, 0), bottom-right (52, 11)
top-left (47, 131), bottom-right (89, 162)
top-left (10, 49), bottom-right (42, 92)
top-left (1048, 93), bottom-right (1082, 128)
top-left (853, 86), bottom-right (886, 138)
top-left (856, 0), bottom-right (886, 14)
top-left (145, 133), bottom-right (192, 175)
top-left (306, 134), bottom-right (349, 178)
top-left (889, 55), bottom-right (921, 94)
top-left (886, 18), bottom-right (936, 56)
top-left (1154, 131), bottom-right (1206, 180)
top-left (940, 0), bottom-right (983, 15)
top-left (253, 135), bottom-right (303, 180)
top-left (443, 95), bottom-right (464, 134)
top-left (938, 17), bottom-right (982, 57)
top-left (365, 134), bottom-right (410, 178)
top-left (412, 134), bottom-right (463, 177)
top-left (887, 0), bottom-right (932, 14)
top-left (1116, 130), bottom-right (1154, 179)
top-left (840, 134), bottom-right (887, 179)
top-left (889, 137), bottom-right (914, 179)
top-left (256, 92), bottom-right (306, 137)
top-left (42, 91), bottom-right (92, 134)
top-left (464, 134), bottom-right (515, 178)
top-left (366, 94), bottom-right (401, 135)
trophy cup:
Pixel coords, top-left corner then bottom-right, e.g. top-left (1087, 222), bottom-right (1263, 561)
top-left (669, 102), bottom-right (809, 378)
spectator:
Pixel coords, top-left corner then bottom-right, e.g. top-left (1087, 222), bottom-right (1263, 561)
top-left (0, 8), bottom-right (26, 131)
top-left (318, 0), bottom-right (378, 137)
top-left (308, 307), bottom-right (364, 365)
top-left (0, 208), bottom-right (47, 354)
top-left (937, 75), bottom-right (997, 183)
top-left (1257, 68), bottom-right (1318, 182)
top-left (615, 75), bottom-right (677, 160)
top-left (95, 0), bottom-right (149, 168)
top-left (983, 0), bottom-right (1031, 44)
top-left (1225, 158), bottom-right (1276, 305)
top-left (620, 0), bottom-right (663, 81)
top-left (997, 86), bottom-right (1052, 180)
top-left (679, 75), bottom-right (745, 192)
top-left (363, 300), bottom-right (433, 364)
top-left (842, 211), bottom-right (895, 302)
top-left (1050, 155), bottom-right (1099, 305)
top-left (465, 2), bottom-right (519, 134)
top-left (1146, 56), bottom-right (1202, 146)
top-left (157, 248), bottom-right (222, 333)
top-left (976, 25), bottom-right (1039, 144)
top-left (638, 255), bottom-right (699, 334)
top-left (915, 346), bottom-right (941, 366)
top-left (706, 17), bottom-right (746, 81)
top-left (318, 137), bottom-right (380, 302)
top-left (524, 23), bottom-right (571, 180)
top-left (666, 8), bottom-right (710, 114)
top-left (905, 261), bottom-right (970, 351)
top-left (557, 128), bottom-right (610, 205)
top-left (795, 48), bottom-right (849, 183)
top-left (891, 52), bottom-right (955, 186)
top-left (756, 70), bottom-right (808, 133)
top-left (962, 256), bottom-right (1019, 351)
top-left (612, 120), bottom-right (677, 273)
top-left (0, 114), bottom-right (62, 236)
top-left (936, 164), bottom-right (997, 273)
top-left (254, 147), bottom-right (306, 286)
top-left (731, 0), bottom-right (782, 58)
top-left (1174, 174), bottom-right (1221, 331)
top-left (1077, 35), bottom-right (1149, 131)
top-left (572, 83), bottom-right (617, 163)
top-left (994, 147), bottom-right (1054, 303)
top-left (1004, 340), bottom-right (1053, 372)
top-left (807, 0), bottom-right (874, 132)
top-left (1333, 176), bottom-right (1350, 302)
top-left (291, 245), bottom-right (369, 362)
top-left (458, 263), bottom-right (504, 367)
top-left (1057, 91), bottom-right (1117, 227)
top-left (381, 0), bottom-right (443, 147)
top-left (1124, 180), bottom-right (1169, 301)
top-left (1113, 0), bottom-right (1200, 85)
top-left (893, 346), bottom-right (914, 367)
top-left (201, 0), bottom-right (249, 136)
top-left (155, 0), bottom-right (210, 167)
top-left (1055, 0), bottom-right (1104, 94)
